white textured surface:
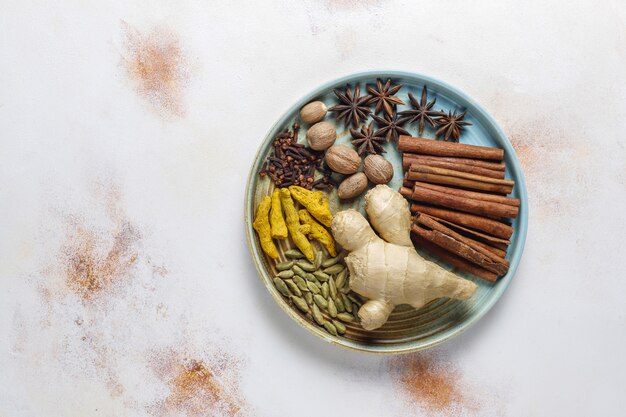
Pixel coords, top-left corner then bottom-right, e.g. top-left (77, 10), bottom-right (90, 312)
top-left (2, 1), bottom-right (626, 416)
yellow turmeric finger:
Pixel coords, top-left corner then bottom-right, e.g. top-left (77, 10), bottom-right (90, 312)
top-left (253, 196), bottom-right (278, 259)
top-left (280, 189), bottom-right (314, 261)
top-left (288, 186), bottom-right (333, 227)
top-left (299, 210), bottom-right (337, 257)
top-left (270, 189), bottom-right (288, 239)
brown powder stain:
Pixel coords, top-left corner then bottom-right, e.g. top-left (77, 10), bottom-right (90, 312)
top-left (63, 221), bottom-right (140, 300)
top-left (506, 120), bottom-right (595, 219)
top-left (148, 348), bottom-right (249, 417)
top-left (391, 352), bottom-right (480, 416)
top-left (121, 22), bottom-right (189, 118)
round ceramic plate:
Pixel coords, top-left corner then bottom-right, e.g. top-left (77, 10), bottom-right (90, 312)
top-left (245, 71), bottom-right (528, 354)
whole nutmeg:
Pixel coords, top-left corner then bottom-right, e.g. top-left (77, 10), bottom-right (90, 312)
top-left (363, 154), bottom-right (394, 184)
top-left (306, 122), bottom-right (336, 150)
top-left (325, 145), bottom-right (360, 174)
top-left (299, 101), bottom-right (327, 124)
top-left (338, 172), bottom-right (368, 200)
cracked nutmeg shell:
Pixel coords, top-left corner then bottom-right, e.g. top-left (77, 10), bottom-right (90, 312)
top-left (325, 144), bottom-right (361, 175)
top-left (363, 154), bottom-right (393, 184)
top-left (306, 121), bottom-right (336, 150)
top-left (299, 101), bottom-right (327, 124)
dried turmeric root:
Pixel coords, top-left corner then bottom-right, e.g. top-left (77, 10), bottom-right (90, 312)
top-left (299, 209), bottom-right (337, 257)
top-left (253, 196), bottom-right (278, 259)
top-left (280, 188), bottom-right (314, 261)
top-left (270, 189), bottom-right (288, 239)
top-left (288, 186), bottom-right (333, 227)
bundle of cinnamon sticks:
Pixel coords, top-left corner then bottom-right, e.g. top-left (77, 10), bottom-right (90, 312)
top-left (398, 136), bottom-right (519, 282)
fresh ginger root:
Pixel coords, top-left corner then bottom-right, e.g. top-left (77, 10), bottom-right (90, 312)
top-left (253, 196), bottom-right (279, 259)
top-left (288, 186), bottom-right (333, 227)
top-left (331, 185), bottom-right (477, 330)
top-left (270, 189), bottom-right (288, 239)
top-left (298, 209), bottom-right (337, 257)
top-left (280, 188), bottom-right (315, 261)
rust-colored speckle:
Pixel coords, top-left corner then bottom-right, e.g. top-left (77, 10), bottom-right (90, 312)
top-left (391, 352), bottom-right (480, 416)
top-left (122, 22), bottom-right (189, 118)
top-left (149, 348), bottom-right (249, 417)
top-left (506, 120), bottom-right (594, 219)
top-left (63, 221), bottom-right (140, 300)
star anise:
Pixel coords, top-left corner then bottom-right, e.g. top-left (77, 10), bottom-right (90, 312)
top-left (328, 84), bottom-right (372, 128)
top-left (350, 122), bottom-right (386, 156)
top-left (435, 110), bottom-right (472, 142)
top-left (371, 109), bottom-right (410, 143)
top-left (366, 78), bottom-right (404, 116)
top-left (398, 85), bottom-right (441, 135)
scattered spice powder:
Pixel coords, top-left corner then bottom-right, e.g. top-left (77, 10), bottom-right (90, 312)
top-left (148, 348), bottom-right (249, 417)
top-left (391, 351), bottom-right (480, 416)
top-left (121, 22), bottom-right (189, 118)
top-left (63, 221), bottom-right (140, 300)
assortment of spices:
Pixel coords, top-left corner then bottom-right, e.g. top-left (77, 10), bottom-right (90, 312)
top-left (254, 77), bottom-right (519, 338)
top-left (398, 135), bottom-right (517, 282)
top-left (273, 247), bottom-right (364, 335)
top-left (331, 185), bottom-right (477, 330)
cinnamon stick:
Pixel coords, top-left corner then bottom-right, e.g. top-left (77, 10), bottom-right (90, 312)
top-left (416, 214), bottom-right (509, 267)
top-left (413, 181), bottom-right (520, 207)
top-left (412, 235), bottom-right (498, 282)
top-left (429, 215), bottom-right (511, 251)
top-left (402, 157), bottom-right (505, 179)
top-left (409, 185), bottom-right (518, 219)
top-left (402, 153), bottom-right (506, 171)
top-left (412, 216), bottom-right (509, 276)
top-left (398, 136), bottom-right (504, 161)
top-left (407, 171), bottom-right (513, 194)
top-left (410, 204), bottom-right (513, 240)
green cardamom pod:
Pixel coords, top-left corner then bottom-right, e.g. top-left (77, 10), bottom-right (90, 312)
top-left (293, 275), bottom-right (309, 292)
top-left (291, 296), bottom-right (309, 313)
top-left (277, 270), bottom-right (295, 279)
top-left (296, 260), bottom-right (316, 272)
top-left (347, 294), bottom-right (362, 306)
top-left (321, 252), bottom-right (344, 268)
top-left (276, 261), bottom-right (294, 271)
top-left (313, 294), bottom-right (328, 310)
top-left (306, 281), bottom-right (320, 294)
top-left (292, 265), bottom-right (307, 278)
top-left (313, 251), bottom-right (323, 270)
top-left (313, 271), bottom-right (330, 282)
top-left (273, 278), bottom-right (291, 297)
top-left (353, 309), bottom-right (359, 322)
top-left (321, 282), bottom-right (329, 299)
top-left (304, 292), bottom-right (313, 305)
top-left (323, 264), bottom-right (344, 275)
top-left (323, 321), bottom-right (338, 336)
top-left (305, 273), bottom-right (320, 286)
top-left (334, 296), bottom-right (345, 313)
top-left (336, 312), bottom-right (354, 323)
top-left (332, 320), bottom-right (346, 335)
top-left (327, 297), bottom-right (337, 318)
top-left (284, 249), bottom-right (305, 259)
top-left (341, 294), bottom-right (352, 313)
top-left (335, 269), bottom-right (346, 289)
top-left (329, 278), bottom-right (337, 299)
top-left (312, 303), bottom-right (325, 326)
top-left (285, 280), bottom-right (302, 297)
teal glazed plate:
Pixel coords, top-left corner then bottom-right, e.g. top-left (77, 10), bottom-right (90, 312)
top-left (245, 71), bottom-right (528, 354)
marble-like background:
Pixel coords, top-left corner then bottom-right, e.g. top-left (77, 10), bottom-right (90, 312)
top-left (1, 1), bottom-right (625, 416)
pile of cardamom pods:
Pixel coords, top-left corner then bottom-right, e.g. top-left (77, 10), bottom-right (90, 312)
top-left (272, 248), bottom-right (365, 336)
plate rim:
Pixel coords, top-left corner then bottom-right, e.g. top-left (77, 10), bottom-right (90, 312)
top-left (244, 70), bottom-right (529, 354)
